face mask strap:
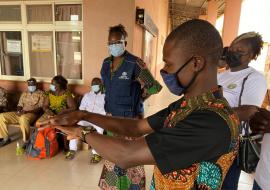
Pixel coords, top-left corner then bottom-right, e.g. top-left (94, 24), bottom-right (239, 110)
top-left (160, 56), bottom-right (194, 75)
top-left (178, 58), bottom-right (206, 94)
top-left (175, 57), bottom-right (194, 75)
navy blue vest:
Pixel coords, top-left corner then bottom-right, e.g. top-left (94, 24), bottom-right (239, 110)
top-left (101, 51), bottom-right (142, 118)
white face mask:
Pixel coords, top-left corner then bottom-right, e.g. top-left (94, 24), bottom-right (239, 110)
top-left (91, 85), bottom-right (100, 93)
top-left (28, 86), bottom-right (36, 92)
top-left (50, 84), bottom-right (56, 92)
top-left (108, 42), bottom-right (126, 57)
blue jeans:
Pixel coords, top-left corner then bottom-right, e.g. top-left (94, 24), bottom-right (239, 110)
top-left (253, 181), bottom-right (262, 190)
top-left (222, 159), bottom-right (241, 190)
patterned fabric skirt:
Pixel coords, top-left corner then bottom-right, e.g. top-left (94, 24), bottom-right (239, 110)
top-left (98, 160), bottom-right (146, 190)
top-left (98, 131), bottom-right (146, 190)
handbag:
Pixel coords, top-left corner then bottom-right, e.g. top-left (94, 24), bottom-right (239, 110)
top-left (237, 122), bottom-right (262, 173)
top-left (237, 72), bottom-right (262, 173)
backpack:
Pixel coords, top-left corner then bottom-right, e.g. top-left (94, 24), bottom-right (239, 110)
top-left (26, 126), bottom-right (59, 160)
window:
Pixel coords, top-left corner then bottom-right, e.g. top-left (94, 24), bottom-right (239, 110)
top-left (29, 32), bottom-right (55, 78)
top-left (27, 5), bottom-right (53, 24)
top-left (0, 5), bottom-right (21, 22)
top-left (56, 31), bottom-right (82, 79)
top-left (0, 1), bottom-right (83, 82)
top-left (0, 31), bottom-right (24, 76)
top-left (55, 4), bottom-right (82, 21)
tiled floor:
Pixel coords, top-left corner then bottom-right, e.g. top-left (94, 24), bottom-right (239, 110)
top-left (0, 142), bottom-right (154, 190)
top-left (0, 87), bottom-right (254, 190)
top-left (0, 141), bottom-right (254, 190)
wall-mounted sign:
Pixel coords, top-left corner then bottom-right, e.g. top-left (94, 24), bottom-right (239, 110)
top-left (136, 8), bottom-right (159, 37)
top-left (74, 51), bottom-right (81, 63)
top-left (7, 40), bottom-right (21, 53)
top-left (32, 35), bottom-right (52, 52)
top-left (71, 15), bottom-right (79, 21)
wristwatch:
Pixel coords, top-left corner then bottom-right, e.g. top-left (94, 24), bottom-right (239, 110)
top-left (81, 126), bottom-right (96, 143)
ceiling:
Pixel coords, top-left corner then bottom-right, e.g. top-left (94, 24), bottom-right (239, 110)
top-left (169, 0), bottom-right (225, 29)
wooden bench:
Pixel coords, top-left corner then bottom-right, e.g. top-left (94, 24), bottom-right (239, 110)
top-left (4, 91), bottom-right (82, 142)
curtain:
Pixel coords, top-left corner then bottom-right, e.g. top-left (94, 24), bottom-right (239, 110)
top-left (55, 4), bottom-right (82, 21)
top-left (0, 32), bottom-right (23, 76)
top-left (56, 32), bottom-right (82, 79)
top-left (0, 5), bottom-right (21, 22)
top-left (29, 32), bottom-right (54, 78)
top-left (27, 5), bottom-right (52, 23)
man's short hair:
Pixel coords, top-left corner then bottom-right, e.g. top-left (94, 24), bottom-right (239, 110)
top-left (166, 19), bottom-right (223, 64)
top-left (27, 78), bottom-right (36, 83)
top-left (92, 77), bottom-right (102, 83)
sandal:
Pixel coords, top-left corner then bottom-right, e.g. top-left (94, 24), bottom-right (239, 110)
top-left (90, 154), bottom-right (102, 163)
top-left (65, 150), bottom-right (76, 160)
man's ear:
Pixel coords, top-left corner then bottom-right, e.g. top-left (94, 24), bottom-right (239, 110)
top-left (125, 41), bottom-right (127, 47)
top-left (193, 56), bottom-right (206, 72)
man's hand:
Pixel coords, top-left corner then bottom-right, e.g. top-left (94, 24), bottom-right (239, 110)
top-left (233, 105), bottom-right (259, 122)
top-left (16, 110), bottom-right (26, 116)
top-left (55, 125), bottom-right (82, 140)
top-left (250, 108), bottom-right (270, 134)
top-left (38, 124), bottom-right (82, 140)
top-left (39, 111), bottom-right (86, 129)
top-left (16, 106), bottom-right (24, 116)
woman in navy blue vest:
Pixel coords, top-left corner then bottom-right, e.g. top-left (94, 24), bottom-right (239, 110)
top-left (99, 24), bottom-right (162, 190)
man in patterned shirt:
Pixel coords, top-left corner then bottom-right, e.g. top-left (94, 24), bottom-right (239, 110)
top-left (40, 20), bottom-right (239, 190)
top-left (0, 78), bottom-right (45, 147)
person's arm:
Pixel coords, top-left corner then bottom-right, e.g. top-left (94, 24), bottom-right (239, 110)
top-left (233, 105), bottom-right (258, 121)
top-left (17, 93), bottom-right (24, 109)
top-left (42, 96), bottom-right (54, 115)
top-left (250, 108), bottom-right (270, 133)
top-left (40, 100), bottom-right (175, 136)
top-left (24, 107), bottom-right (43, 114)
top-left (53, 109), bottom-right (231, 172)
top-left (16, 93), bottom-right (25, 115)
top-left (41, 110), bottom-right (153, 137)
top-left (57, 124), bottom-right (155, 169)
top-left (58, 95), bottom-right (77, 114)
top-left (86, 133), bottom-right (154, 169)
top-left (234, 74), bottom-right (267, 122)
top-left (82, 112), bottom-right (153, 136)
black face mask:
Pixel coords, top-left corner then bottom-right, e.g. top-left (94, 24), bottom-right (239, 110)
top-left (225, 50), bottom-right (242, 68)
top-left (221, 47), bottom-right (229, 61)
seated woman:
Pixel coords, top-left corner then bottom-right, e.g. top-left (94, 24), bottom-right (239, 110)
top-left (44, 75), bottom-right (76, 116)
top-left (37, 75), bottom-right (76, 154)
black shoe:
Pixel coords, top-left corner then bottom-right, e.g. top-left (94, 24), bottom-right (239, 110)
top-left (0, 138), bottom-right (11, 147)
